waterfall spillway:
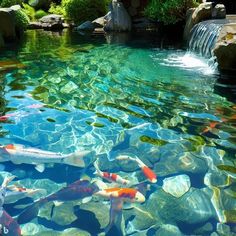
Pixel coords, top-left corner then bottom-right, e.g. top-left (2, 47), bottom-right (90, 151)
top-left (189, 20), bottom-right (227, 57)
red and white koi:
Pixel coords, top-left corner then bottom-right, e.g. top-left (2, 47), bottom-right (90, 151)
top-left (117, 155), bottom-right (157, 183)
top-left (94, 187), bottom-right (145, 203)
top-left (94, 161), bottom-right (130, 185)
top-left (0, 144), bottom-right (90, 171)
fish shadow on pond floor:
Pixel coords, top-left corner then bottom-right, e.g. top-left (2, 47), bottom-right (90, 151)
top-left (36, 206), bottom-right (102, 235)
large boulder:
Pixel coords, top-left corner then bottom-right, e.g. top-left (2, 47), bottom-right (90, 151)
top-left (0, 8), bottom-right (16, 40)
top-left (213, 23), bottom-right (236, 71)
top-left (104, 0), bottom-right (132, 32)
top-left (184, 2), bottom-right (213, 41)
top-left (30, 14), bottom-right (65, 30)
top-left (0, 33), bottom-right (4, 48)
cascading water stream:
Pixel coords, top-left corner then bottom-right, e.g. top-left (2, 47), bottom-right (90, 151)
top-left (188, 19), bottom-right (227, 58)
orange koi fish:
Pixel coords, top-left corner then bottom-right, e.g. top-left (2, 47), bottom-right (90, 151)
top-left (117, 155), bottom-right (157, 183)
top-left (95, 187), bottom-right (145, 203)
top-left (94, 161), bottom-right (130, 185)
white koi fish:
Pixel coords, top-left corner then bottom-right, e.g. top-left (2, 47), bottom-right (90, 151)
top-left (0, 144), bottom-right (91, 172)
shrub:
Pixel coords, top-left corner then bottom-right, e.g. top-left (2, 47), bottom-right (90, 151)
top-left (14, 9), bottom-right (30, 30)
top-left (0, 0), bottom-right (22, 7)
top-left (49, 2), bottom-right (65, 16)
top-left (62, 0), bottom-right (108, 24)
top-left (35, 9), bottom-right (47, 19)
top-left (22, 3), bottom-right (35, 21)
top-left (144, 0), bottom-right (199, 25)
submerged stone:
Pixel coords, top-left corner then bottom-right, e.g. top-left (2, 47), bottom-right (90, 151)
top-left (155, 224), bottom-right (183, 236)
top-left (162, 174), bottom-right (191, 198)
top-left (124, 205), bottom-right (157, 234)
top-left (146, 187), bottom-right (216, 225)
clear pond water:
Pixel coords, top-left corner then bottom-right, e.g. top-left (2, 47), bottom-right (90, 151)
top-left (0, 30), bottom-right (236, 236)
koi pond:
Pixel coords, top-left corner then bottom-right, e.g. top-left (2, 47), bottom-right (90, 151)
top-left (0, 30), bottom-right (236, 236)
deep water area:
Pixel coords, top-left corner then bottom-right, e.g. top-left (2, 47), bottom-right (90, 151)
top-left (0, 30), bottom-right (236, 236)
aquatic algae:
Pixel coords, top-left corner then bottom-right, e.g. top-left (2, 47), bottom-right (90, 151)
top-left (86, 121), bottom-right (105, 128)
top-left (217, 165), bottom-right (236, 174)
top-left (139, 135), bottom-right (168, 146)
top-left (223, 210), bottom-right (236, 223)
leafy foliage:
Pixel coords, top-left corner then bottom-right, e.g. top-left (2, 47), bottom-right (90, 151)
top-left (22, 3), bottom-right (36, 21)
top-left (35, 9), bottom-right (47, 19)
top-left (61, 0), bottom-right (109, 24)
top-left (14, 9), bottom-right (30, 30)
top-left (49, 2), bottom-right (65, 16)
top-left (144, 0), bottom-right (199, 25)
top-left (0, 0), bottom-right (22, 7)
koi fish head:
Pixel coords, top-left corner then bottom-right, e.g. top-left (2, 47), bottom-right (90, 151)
top-left (133, 191), bottom-right (145, 203)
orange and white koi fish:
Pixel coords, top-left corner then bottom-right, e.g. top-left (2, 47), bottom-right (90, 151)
top-left (94, 187), bottom-right (145, 203)
top-left (94, 161), bottom-right (130, 185)
top-left (0, 144), bottom-right (91, 172)
top-left (117, 155), bottom-right (157, 183)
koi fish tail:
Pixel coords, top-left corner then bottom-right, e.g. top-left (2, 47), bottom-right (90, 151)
top-left (17, 198), bottom-right (46, 224)
top-left (63, 150), bottom-right (91, 168)
top-left (104, 198), bottom-right (125, 236)
top-left (93, 160), bottom-right (102, 175)
top-left (1, 176), bottom-right (15, 188)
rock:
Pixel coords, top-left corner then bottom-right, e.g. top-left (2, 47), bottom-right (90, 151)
top-left (217, 223), bottom-right (231, 236)
top-left (104, 0), bottom-right (132, 32)
top-left (146, 187), bottom-right (216, 225)
top-left (162, 174), bottom-right (191, 198)
top-left (124, 205), bottom-right (157, 234)
top-left (155, 224), bottom-right (183, 236)
top-left (28, 22), bottom-right (43, 29)
top-left (184, 3), bottom-right (213, 41)
top-left (194, 222), bottom-right (214, 235)
top-left (132, 17), bottom-right (156, 31)
top-left (131, 0), bottom-right (140, 8)
top-left (38, 14), bottom-right (64, 30)
top-left (0, 8), bottom-right (16, 40)
top-left (212, 4), bottom-right (226, 19)
top-left (213, 23), bottom-right (236, 71)
top-left (0, 32), bottom-right (4, 48)
top-left (76, 21), bottom-right (95, 32)
top-left (92, 16), bottom-right (105, 28)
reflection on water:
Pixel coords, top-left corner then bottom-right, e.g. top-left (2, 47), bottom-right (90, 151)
top-left (0, 29), bottom-right (236, 235)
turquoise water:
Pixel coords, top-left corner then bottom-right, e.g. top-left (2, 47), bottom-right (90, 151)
top-left (0, 30), bottom-right (236, 235)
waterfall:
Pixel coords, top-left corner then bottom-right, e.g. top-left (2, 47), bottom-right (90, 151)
top-left (188, 19), bottom-right (227, 57)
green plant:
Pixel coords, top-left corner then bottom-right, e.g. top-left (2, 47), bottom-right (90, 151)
top-left (62, 0), bottom-right (108, 24)
top-left (49, 2), bottom-right (65, 16)
top-left (35, 9), bottom-right (47, 19)
top-left (14, 9), bottom-right (30, 30)
top-left (0, 0), bottom-right (22, 7)
top-left (144, 0), bottom-right (199, 25)
top-left (22, 3), bottom-right (35, 21)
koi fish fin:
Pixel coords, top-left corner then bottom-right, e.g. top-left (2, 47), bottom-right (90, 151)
top-left (81, 196), bottom-right (92, 204)
top-left (93, 160), bottom-right (102, 175)
top-left (53, 200), bottom-right (64, 207)
top-left (2, 176), bottom-right (15, 188)
top-left (17, 199), bottom-right (45, 224)
top-left (63, 150), bottom-right (91, 167)
top-left (105, 198), bottom-right (124, 236)
top-left (35, 164), bottom-right (45, 173)
top-left (0, 210), bottom-right (21, 236)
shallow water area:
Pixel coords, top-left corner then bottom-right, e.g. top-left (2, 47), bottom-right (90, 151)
top-left (0, 29), bottom-right (236, 235)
